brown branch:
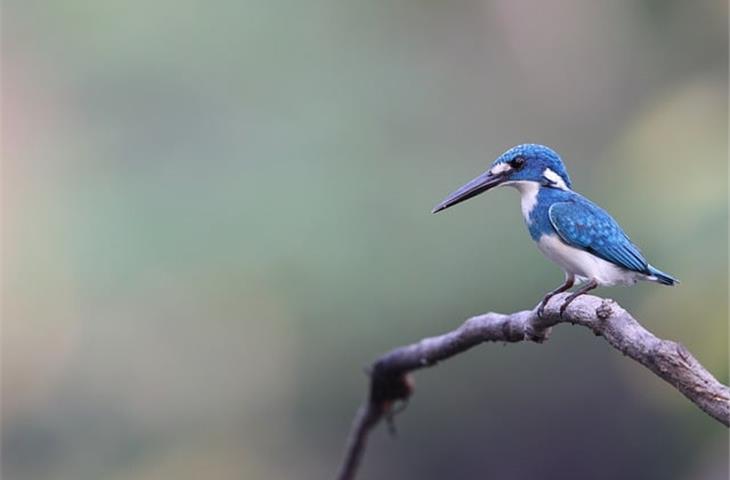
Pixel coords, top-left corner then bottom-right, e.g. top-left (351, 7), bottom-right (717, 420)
top-left (334, 293), bottom-right (730, 480)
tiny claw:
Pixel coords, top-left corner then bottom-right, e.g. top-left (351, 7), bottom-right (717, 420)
top-left (559, 302), bottom-right (569, 318)
top-left (385, 412), bottom-right (398, 437)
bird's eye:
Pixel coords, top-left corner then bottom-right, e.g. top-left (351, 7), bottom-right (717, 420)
top-left (511, 156), bottom-right (525, 170)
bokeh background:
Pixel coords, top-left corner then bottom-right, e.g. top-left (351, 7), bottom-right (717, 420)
top-left (2, 1), bottom-right (728, 479)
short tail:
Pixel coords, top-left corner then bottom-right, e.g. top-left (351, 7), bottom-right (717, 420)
top-left (647, 265), bottom-right (679, 286)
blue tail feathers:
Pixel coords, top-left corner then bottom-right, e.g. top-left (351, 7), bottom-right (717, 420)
top-left (648, 265), bottom-right (679, 286)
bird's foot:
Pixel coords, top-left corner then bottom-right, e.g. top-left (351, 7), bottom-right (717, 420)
top-left (558, 279), bottom-right (599, 318)
top-left (559, 300), bottom-right (570, 318)
top-left (537, 293), bottom-right (556, 318)
top-left (559, 294), bottom-right (580, 317)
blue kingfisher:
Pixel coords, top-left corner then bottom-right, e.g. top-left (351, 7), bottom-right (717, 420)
top-left (432, 144), bottom-right (678, 317)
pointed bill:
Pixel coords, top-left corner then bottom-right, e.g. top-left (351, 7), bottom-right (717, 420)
top-left (431, 168), bottom-right (509, 213)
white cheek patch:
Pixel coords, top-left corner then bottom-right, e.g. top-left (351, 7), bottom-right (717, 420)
top-left (490, 163), bottom-right (512, 175)
top-left (543, 168), bottom-right (568, 190)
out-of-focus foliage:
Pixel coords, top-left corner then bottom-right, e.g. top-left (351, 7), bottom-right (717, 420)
top-left (2, 1), bottom-right (727, 479)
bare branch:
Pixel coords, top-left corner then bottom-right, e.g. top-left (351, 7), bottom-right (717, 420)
top-left (335, 293), bottom-right (729, 480)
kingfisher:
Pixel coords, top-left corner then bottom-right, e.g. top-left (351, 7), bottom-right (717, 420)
top-left (432, 144), bottom-right (678, 317)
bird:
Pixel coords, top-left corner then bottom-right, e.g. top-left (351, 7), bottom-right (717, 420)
top-left (432, 144), bottom-right (678, 317)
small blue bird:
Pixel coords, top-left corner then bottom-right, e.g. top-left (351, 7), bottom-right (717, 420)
top-left (432, 144), bottom-right (678, 317)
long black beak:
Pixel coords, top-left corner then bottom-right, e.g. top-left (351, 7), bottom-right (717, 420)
top-left (431, 170), bottom-right (506, 214)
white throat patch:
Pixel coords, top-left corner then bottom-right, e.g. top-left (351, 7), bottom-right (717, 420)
top-left (501, 180), bottom-right (540, 223)
top-left (543, 168), bottom-right (569, 190)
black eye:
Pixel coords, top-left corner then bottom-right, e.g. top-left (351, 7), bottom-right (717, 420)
top-left (511, 156), bottom-right (525, 170)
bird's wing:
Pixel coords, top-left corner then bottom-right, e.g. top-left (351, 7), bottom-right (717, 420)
top-left (548, 200), bottom-right (649, 273)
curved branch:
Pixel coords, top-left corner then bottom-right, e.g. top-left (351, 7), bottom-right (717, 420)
top-left (335, 293), bottom-right (729, 480)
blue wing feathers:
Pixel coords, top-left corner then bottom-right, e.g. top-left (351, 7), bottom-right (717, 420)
top-left (548, 199), bottom-right (650, 274)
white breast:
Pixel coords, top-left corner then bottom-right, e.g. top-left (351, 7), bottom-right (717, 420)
top-left (536, 234), bottom-right (642, 286)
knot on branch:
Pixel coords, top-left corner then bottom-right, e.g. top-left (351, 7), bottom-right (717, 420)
top-left (525, 322), bottom-right (550, 343)
top-left (501, 317), bottom-right (529, 342)
top-left (369, 361), bottom-right (414, 412)
top-left (596, 299), bottom-right (614, 320)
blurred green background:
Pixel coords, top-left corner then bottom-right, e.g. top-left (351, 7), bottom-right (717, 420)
top-left (2, 1), bottom-right (728, 479)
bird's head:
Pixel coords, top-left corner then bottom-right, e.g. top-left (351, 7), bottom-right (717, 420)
top-left (432, 144), bottom-right (572, 213)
